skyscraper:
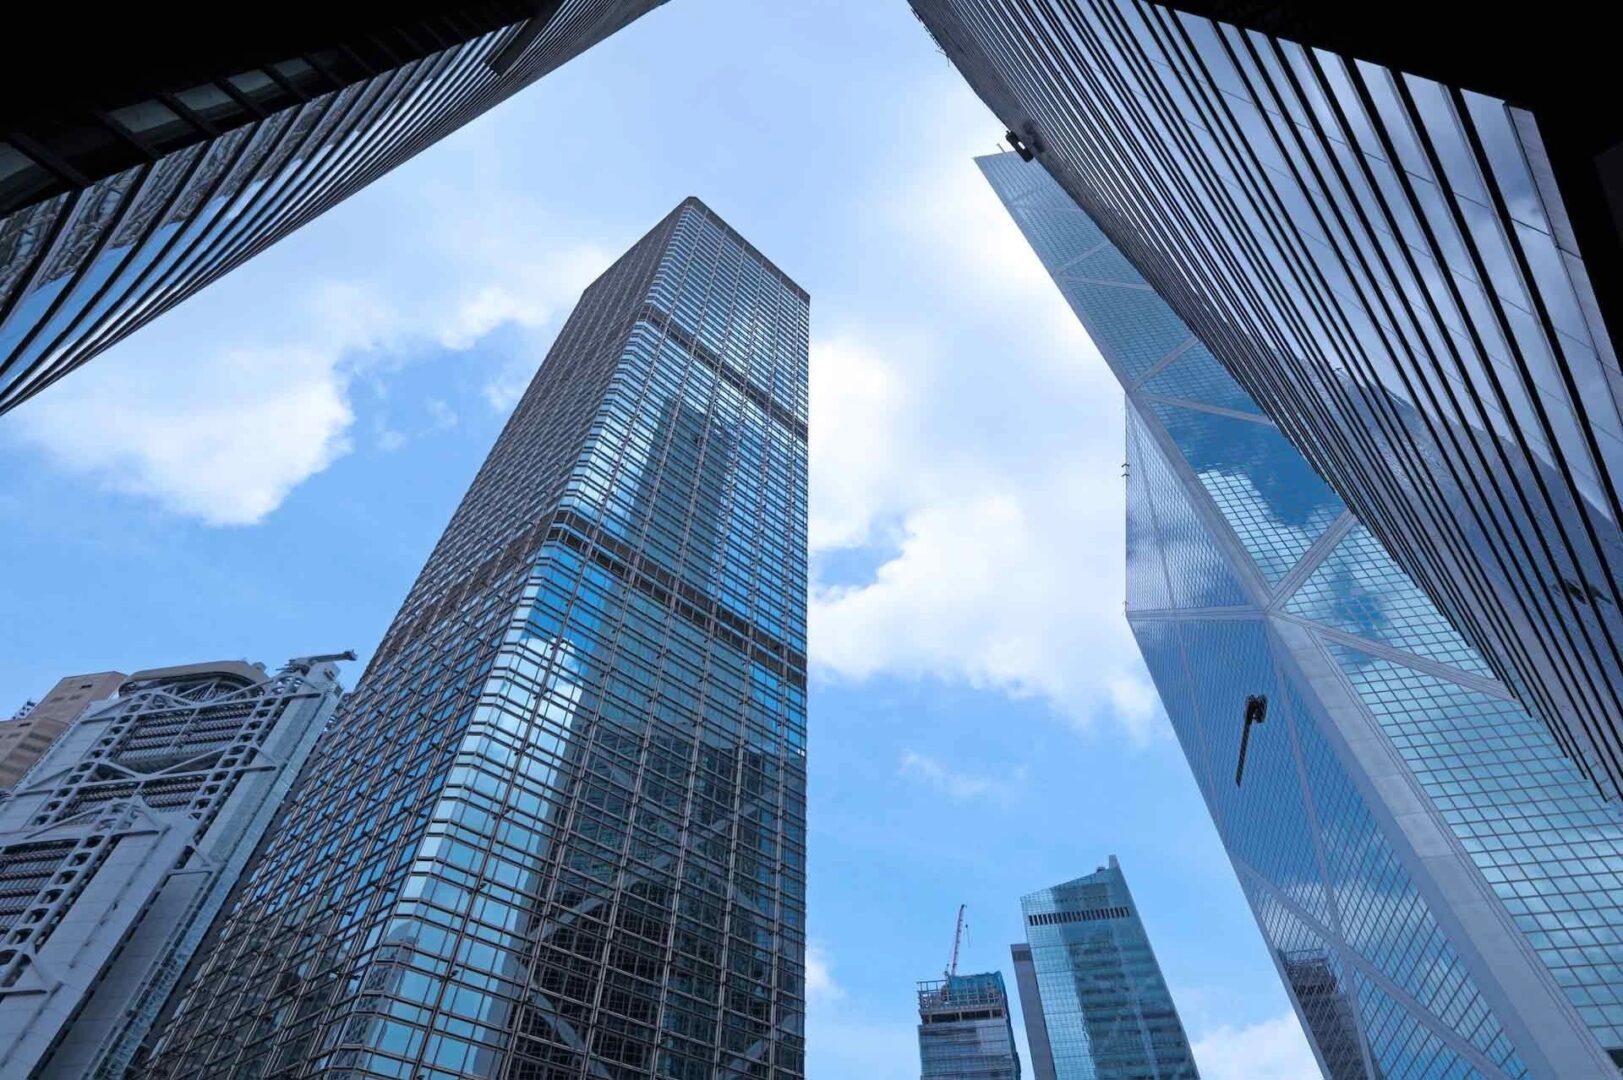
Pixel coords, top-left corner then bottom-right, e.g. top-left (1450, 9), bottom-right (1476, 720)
top-left (141, 197), bottom-right (809, 1080)
top-left (1011, 859), bottom-right (1198, 1080)
top-left (0, 669), bottom-right (125, 790)
top-left (909, 0), bottom-right (1623, 804)
top-left (917, 972), bottom-right (1022, 1080)
top-left (0, 656), bottom-right (347, 1079)
top-left (980, 149), bottom-right (1623, 1078)
top-left (0, 1), bottom-right (665, 414)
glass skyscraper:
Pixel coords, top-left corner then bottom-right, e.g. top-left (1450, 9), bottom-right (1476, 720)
top-left (917, 972), bottom-right (1022, 1080)
top-left (1010, 859), bottom-right (1198, 1080)
top-left (980, 150), bottom-right (1623, 1079)
top-left (910, 0), bottom-right (1623, 806)
top-left (0, 0), bottom-right (664, 414)
top-left (140, 197), bottom-right (809, 1080)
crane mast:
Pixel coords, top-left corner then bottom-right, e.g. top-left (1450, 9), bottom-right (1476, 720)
top-left (945, 904), bottom-right (968, 979)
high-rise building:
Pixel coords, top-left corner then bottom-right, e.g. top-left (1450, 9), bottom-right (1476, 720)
top-left (917, 972), bottom-right (1022, 1080)
top-left (0, 656), bottom-right (347, 1079)
top-left (909, 0), bottom-right (1623, 804)
top-left (0, 669), bottom-right (125, 790)
top-left (0, 1), bottom-right (665, 414)
top-left (141, 197), bottom-right (809, 1080)
top-left (980, 149), bottom-right (1623, 1078)
top-left (1011, 859), bottom-right (1198, 1080)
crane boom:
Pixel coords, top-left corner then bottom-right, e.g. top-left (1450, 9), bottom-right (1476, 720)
top-left (946, 904), bottom-right (968, 979)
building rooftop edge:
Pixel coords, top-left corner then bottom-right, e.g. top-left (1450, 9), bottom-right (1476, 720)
top-left (676, 196), bottom-right (810, 303)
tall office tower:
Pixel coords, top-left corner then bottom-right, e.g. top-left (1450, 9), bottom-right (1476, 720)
top-left (142, 198), bottom-right (809, 1080)
top-left (1010, 859), bottom-right (1198, 1080)
top-left (0, 669), bottom-right (125, 790)
top-left (909, 0), bottom-right (1623, 803)
top-left (0, 657), bottom-right (346, 1079)
top-left (917, 972), bottom-right (1022, 1080)
top-left (980, 149), bottom-right (1623, 1077)
top-left (0, 1), bottom-right (665, 415)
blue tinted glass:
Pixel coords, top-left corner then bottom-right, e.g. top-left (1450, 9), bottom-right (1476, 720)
top-left (1143, 342), bottom-right (1264, 415)
top-left (1150, 402), bottom-right (1344, 583)
top-left (1287, 527), bottom-right (1491, 675)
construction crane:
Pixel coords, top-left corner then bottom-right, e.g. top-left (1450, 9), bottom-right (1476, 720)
top-left (945, 904), bottom-right (968, 980)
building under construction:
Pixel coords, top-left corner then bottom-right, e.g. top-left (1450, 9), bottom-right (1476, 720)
top-left (917, 972), bottom-right (1022, 1080)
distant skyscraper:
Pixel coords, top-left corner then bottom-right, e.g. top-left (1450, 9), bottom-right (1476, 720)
top-left (917, 972), bottom-right (1022, 1080)
top-left (1011, 859), bottom-right (1198, 1080)
top-left (0, 1), bottom-right (665, 414)
top-left (0, 656), bottom-right (346, 1079)
top-left (980, 150), bottom-right (1623, 1078)
top-left (142, 197), bottom-right (809, 1079)
top-left (0, 669), bottom-right (124, 790)
top-left (910, 0), bottom-right (1623, 805)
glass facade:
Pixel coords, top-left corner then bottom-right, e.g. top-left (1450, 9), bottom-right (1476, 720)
top-left (0, 658), bottom-right (345, 1080)
top-left (139, 198), bottom-right (809, 1080)
top-left (1011, 859), bottom-right (1199, 1080)
top-left (980, 150), bottom-right (1623, 1078)
top-left (0, 0), bottom-right (664, 414)
top-left (917, 972), bottom-right (1022, 1080)
top-left (910, 0), bottom-right (1623, 806)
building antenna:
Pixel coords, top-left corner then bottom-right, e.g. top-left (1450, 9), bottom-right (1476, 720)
top-left (946, 904), bottom-right (969, 979)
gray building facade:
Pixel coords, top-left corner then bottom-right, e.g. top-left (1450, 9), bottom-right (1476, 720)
top-left (979, 149), bottom-right (1623, 1078)
top-left (0, 656), bottom-right (346, 1079)
top-left (1013, 860), bottom-right (1198, 1080)
top-left (0, 0), bottom-right (665, 414)
top-left (142, 197), bottom-right (809, 1080)
top-left (910, 0), bottom-right (1623, 806)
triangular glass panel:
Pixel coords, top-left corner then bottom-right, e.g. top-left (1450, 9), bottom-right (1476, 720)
top-left (1009, 205), bottom-right (1108, 277)
top-left (1287, 527), bottom-right (1491, 676)
top-left (1060, 242), bottom-right (1145, 285)
top-left (1352, 970), bottom-right (1524, 1080)
top-left (1149, 402), bottom-right (1344, 585)
top-left (1142, 341), bottom-right (1264, 415)
top-left (1127, 404), bottom-right (1250, 612)
top-left (1280, 669), bottom-right (1520, 1068)
top-left (975, 151), bottom-right (1053, 208)
top-left (1170, 617), bottom-right (1335, 928)
top-left (1063, 279), bottom-right (1194, 382)
top-left (1247, 890), bottom-right (1373, 1080)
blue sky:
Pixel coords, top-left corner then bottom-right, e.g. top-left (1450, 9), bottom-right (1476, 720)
top-left (0, 3), bottom-right (1316, 1076)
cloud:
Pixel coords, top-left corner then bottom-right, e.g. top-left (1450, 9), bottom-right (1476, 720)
top-left (804, 942), bottom-right (915, 1080)
top-left (897, 750), bottom-right (1024, 803)
top-left (805, 103), bottom-right (1159, 736)
top-left (1192, 1012), bottom-right (1319, 1080)
top-left (6, 161), bottom-right (609, 527)
top-left (805, 940), bottom-right (844, 1004)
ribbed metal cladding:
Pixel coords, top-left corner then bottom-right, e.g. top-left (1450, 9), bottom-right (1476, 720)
top-left (0, 0), bottom-right (665, 415)
top-left (911, 0), bottom-right (1623, 802)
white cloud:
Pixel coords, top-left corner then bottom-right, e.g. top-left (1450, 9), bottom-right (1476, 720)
top-left (805, 940), bottom-right (844, 1004)
top-left (897, 749), bottom-right (1024, 803)
top-left (806, 107), bottom-right (1159, 736)
top-left (1192, 1011), bottom-right (1319, 1080)
top-left (6, 165), bottom-right (609, 527)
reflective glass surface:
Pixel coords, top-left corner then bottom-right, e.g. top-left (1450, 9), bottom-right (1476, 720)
top-left (1017, 860), bottom-right (1199, 1080)
top-left (919, 0), bottom-right (1623, 810)
top-left (143, 200), bottom-right (808, 1080)
top-left (0, 1), bottom-right (663, 415)
top-left (982, 152), bottom-right (1623, 1076)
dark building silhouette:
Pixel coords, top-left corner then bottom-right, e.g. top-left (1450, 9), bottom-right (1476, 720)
top-left (910, 0), bottom-right (1623, 806)
top-left (0, 1), bottom-right (665, 413)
